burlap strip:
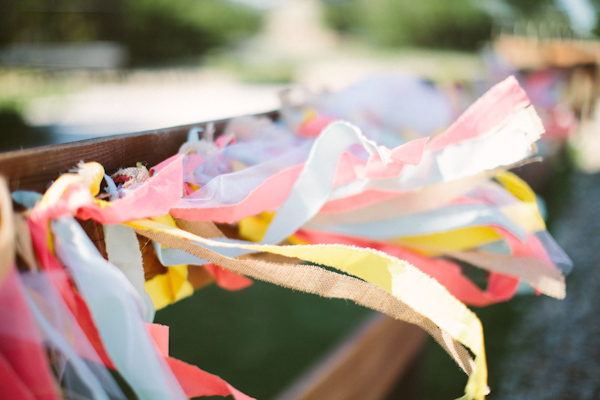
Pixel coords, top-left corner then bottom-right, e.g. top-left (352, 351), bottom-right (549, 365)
top-left (135, 220), bottom-right (477, 377)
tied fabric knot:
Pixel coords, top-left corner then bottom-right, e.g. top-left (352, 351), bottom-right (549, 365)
top-left (112, 165), bottom-right (150, 189)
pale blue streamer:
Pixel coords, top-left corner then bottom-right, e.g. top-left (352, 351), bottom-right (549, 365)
top-left (218, 136), bottom-right (308, 171)
top-left (477, 240), bottom-right (512, 254)
top-left (12, 190), bottom-right (43, 208)
top-left (153, 237), bottom-right (258, 266)
top-left (535, 231), bottom-right (573, 274)
top-left (51, 216), bottom-right (186, 400)
top-left (305, 203), bottom-right (528, 241)
top-left (103, 174), bottom-right (119, 199)
top-left (180, 140), bottom-right (311, 208)
top-left (23, 282), bottom-right (122, 400)
top-left (104, 223), bottom-right (156, 322)
top-left (263, 121), bottom-right (384, 244)
top-left (187, 126), bottom-right (203, 142)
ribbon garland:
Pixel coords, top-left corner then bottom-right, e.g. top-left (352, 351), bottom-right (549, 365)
top-left (126, 217), bottom-right (489, 398)
top-left (0, 75), bottom-right (572, 400)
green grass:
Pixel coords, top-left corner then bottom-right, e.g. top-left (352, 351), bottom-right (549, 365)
top-left (154, 280), bottom-right (372, 399)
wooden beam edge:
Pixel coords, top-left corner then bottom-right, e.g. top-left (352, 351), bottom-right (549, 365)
top-left (275, 313), bottom-right (426, 400)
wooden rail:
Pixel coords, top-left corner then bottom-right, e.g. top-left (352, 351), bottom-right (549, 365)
top-left (0, 114), bottom-right (258, 193)
top-left (276, 313), bottom-right (425, 400)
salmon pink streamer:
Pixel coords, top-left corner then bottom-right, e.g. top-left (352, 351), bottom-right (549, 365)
top-left (427, 75), bottom-right (530, 151)
top-left (146, 323), bottom-right (255, 400)
top-left (0, 268), bottom-right (61, 400)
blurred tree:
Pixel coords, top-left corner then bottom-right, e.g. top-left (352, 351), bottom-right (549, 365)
top-left (500, 0), bottom-right (578, 38)
top-left (121, 0), bottom-right (262, 65)
top-left (0, 0), bottom-right (123, 44)
top-left (322, 0), bottom-right (599, 49)
top-left (502, 0), bottom-right (555, 16)
top-left (322, 0), bottom-right (361, 35)
top-left (0, 0), bottom-right (262, 66)
top-left (0, 108), bottom-right (46, 151)
top-left (592, 1), bottom-right (600, 37)
top-left (322, 0), bottom-right (493, 50)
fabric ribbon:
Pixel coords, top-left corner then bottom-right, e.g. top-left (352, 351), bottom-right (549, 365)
top-left (22, 272), bottom-right (128, 400)
top-left (104, 223), bottom-right (156, 322)
top-left (0, 269), bottom-right (61, 400)
top-left (0, 178), bottom-right (61, 400)
top-left (52, 216), bottom-right (187, 400)
top-left (127, 218), bottom-right (489, 400)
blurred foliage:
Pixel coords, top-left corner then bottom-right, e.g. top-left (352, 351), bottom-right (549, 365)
top-left (0, 0), bottom-right (262, 66)
top-left (593, 3), bottom-right (600, 37)
top-left (322, 0), bottom-right (599, 49)
top-left (499, 1), bottom-right (577, 38)
top-left (322, 0), bottom-right (493, 50)
top-left (502, 0), bottom-right (555, 16)
top-left (0, 108), bottom-right (47, 151)
top-left (121, 0), bottom-right (262, 65)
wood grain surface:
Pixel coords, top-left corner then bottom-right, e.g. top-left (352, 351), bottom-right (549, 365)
top-left (276, 313), bottom-right (426, 400)
top-left (0, 112), bottom-right (277, 193)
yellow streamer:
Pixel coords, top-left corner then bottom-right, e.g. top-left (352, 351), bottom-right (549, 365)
top-left (238, 212), bottom-right (275, 242)
top-left (495, 171), bottom-right (537, 202)
top-left (495, 171), bottom-right (546, 231)
top-left (394, 226), bottom-right (502, 255)
top-left (144, 264), bottom-right (193, 310)
top-left (501, 202), bottom-right (546, 232)
top-left (125, 218), bottom-right (488, 400)
top-left (145, 214), bottom-right (194, 309)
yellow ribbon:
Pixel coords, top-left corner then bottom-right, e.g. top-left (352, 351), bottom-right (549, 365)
top-left (395, 226), bottom-right (502, 256)
top-left (126, 217), bottom-right (489, 400)
top-left (145, 214), bottom-right (194, 309)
